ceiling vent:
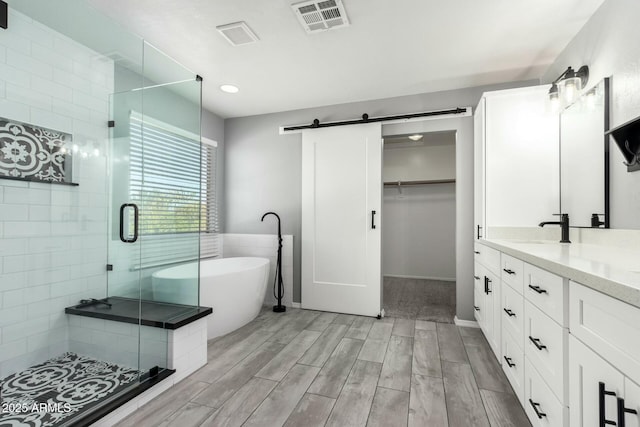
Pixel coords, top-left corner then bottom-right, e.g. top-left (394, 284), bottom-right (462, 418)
top-left (291, 0), bottom-right (350, 33)
top-left (216, 22), bottom-right (259, 46)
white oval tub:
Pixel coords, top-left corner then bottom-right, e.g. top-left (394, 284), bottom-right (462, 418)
top-left (152, 257), bottom-right (270, 339)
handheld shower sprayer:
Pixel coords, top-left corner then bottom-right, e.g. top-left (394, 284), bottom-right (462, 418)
top-left (261, 212), bottom-right (286, 313)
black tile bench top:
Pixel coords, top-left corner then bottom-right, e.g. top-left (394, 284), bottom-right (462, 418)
top-left (65, 297), bottom-right (212, 329)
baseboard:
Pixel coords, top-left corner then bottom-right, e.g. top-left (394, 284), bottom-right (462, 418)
top-left (454, 316), bottom-right (480, 328)
top-left (384, 274), bottom-right (456, 282)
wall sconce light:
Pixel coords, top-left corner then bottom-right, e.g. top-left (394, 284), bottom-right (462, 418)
top-left (549, 65), bottom-right (589, 107)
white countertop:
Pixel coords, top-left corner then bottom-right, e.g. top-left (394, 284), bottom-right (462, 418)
top-left (478, 239), bottom-right (640, 309)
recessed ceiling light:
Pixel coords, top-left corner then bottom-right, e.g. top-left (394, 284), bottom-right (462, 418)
top-left (220, 84), bottom-right (239, 94)
top-left (408, 134), bottom-right (423, 141)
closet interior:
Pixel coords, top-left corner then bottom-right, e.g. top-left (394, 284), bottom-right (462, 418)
top-left (382, 130), bottom-right (457, 322)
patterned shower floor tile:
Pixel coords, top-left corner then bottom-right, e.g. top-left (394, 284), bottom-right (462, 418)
top-left (0, 352), bottom-right (141, 426)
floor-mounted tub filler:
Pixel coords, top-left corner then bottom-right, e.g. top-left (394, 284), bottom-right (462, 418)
top-left (152, 257), bottom-right (270, 339)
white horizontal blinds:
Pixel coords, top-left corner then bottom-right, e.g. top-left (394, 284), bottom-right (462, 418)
top-left (129, 112), bottom-right (219, 266)
top-left (200, 138), bottom-right (220, 259)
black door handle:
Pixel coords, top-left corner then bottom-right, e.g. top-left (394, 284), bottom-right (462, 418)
top-left (371, 210), bottom-right (376, 229)
top-left (600, 382), bottom-right (617, 427)
top-left (503, 268), bottom-right (515, 275)
top-left (474, 251), bottom-right (480, 254)
top-left (485, 277), bottom-right (492, 294)
top-left (617, 397), bottom-right (638, 427)
top-left (529, 399), bottom-right (547, 419)
top-left (503, 356), bottom-right (515, 368)
top-left (477, 224), bottom-right (482, 239)
top-left (503, 308), bottom-right (516, 317)
top-left (528, 284), bottom-right (548, 294)
top-left (474, 275), bottom-right (480, 280)
top-left (529, 336), bottom-right (547, 350)
top-left (119, 203), bottom-right (139, 243)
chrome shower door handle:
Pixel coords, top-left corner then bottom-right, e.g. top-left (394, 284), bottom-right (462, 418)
top-left (119, 203), bottom-right (139, 243)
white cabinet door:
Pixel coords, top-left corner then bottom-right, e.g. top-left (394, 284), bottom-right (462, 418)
top-left (569, 335), bottom-right (624, 427)
top-left (301, 123), bottom-right (382, 316)
top-left (485, 85), bottom-right (559, 228)
top-left (483, 268), bottom-right (501, 360)
top-left (474, 97), bottom-right (486, 240)
top-left (623, 379), bottom-right (640, 427)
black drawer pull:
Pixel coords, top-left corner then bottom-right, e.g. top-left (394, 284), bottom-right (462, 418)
top-left (600, 382), bottom-right (617, 427)
top-left (503, 356), bottom-right (516, 368)
top-left (474, 275), bottom-right (480, 280)
top-left (528, 284), bottom-right (548, 294)
top-left (617, 397), bottom-right (638, 427)
top-left (473, 305), bottom-right (480, 312)
top-left (529, 399), bottom-right (547, 419)
top-left (503, 308), bottom-right (516, 317)
top-left (529, 336), bottom-right (547, 350)
top-left (503, 268), bottom-right (515, 275)
top-left (474, 251), bottom-right (480, 254)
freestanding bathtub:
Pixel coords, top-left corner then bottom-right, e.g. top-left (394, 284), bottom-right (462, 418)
top-left (151, 257), bottom-right (270, 339)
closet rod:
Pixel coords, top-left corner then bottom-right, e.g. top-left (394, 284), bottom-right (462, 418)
top-left (282, 107), bottom-right (468, 132)
top-left (384, 179), bottom-right (456, 186)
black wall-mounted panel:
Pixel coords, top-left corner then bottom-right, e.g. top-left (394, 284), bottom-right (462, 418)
top-left (1, 1), bottom-right (8, 30)
top-left (608, 115), bottom-right (640, 172)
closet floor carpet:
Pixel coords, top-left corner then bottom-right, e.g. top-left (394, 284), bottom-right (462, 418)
top-left (383, 276), bottom-right (456, 323)
top-left (115, 307), bottom-right (530, 427)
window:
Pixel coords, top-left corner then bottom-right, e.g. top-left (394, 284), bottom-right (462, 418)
top-left (129, 112), bottom-right (219, 261)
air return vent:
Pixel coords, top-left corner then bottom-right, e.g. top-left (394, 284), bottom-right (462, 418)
top-left (292, 0), bottom-right (350, 33)
top-left (216, 21), bottom-right (259, 46)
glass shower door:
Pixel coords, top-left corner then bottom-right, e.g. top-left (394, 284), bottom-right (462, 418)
top-left (107, 75), bottom-right (203, 376)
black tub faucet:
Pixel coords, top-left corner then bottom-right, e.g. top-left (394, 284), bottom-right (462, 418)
top-left (539, 213), bottom-right (571, 243)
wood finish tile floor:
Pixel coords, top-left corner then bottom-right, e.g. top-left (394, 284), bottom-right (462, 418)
top-left (384, 277), bottom-right (456, 323)
top-left (116, 308), bottom-right (530, 427)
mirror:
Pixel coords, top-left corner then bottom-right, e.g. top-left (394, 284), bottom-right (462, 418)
top-left (559, 78), bottom-right (609, 228)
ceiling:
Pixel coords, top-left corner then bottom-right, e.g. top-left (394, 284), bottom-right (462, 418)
top-left (83, 0), bottom-right (604, 118)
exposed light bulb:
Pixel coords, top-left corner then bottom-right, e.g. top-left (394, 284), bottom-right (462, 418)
top-left (408, 134), bottom-right (423, 141)
top-left (563, 81), bottom-right (577, 104)
top-left (93, 148), bottom-right (100, 157)
top-left (550, 96), bottom-right (560, 113)
top-left (72, 144), bottom-right (79, 153)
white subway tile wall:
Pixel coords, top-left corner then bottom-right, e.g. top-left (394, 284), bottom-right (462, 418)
top-left (222, 233), bottom-right (295, 307)
top-left (0, 9), bottom-right (114, 378)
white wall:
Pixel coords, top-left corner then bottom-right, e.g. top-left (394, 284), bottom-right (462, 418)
top-left (542, 0), bottom-right (640, 228)
top-left (383, 143), bottom-right (455, 182)
top-left (0, 9), bottom-right (113, 378)
top-left (383, 184), bottom-right (456, 280)
top-left (224, 79), bottom-right (537, 320)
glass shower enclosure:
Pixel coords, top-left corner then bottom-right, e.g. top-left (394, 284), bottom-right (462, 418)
top-left (0, 1), bottom-right (204, 425)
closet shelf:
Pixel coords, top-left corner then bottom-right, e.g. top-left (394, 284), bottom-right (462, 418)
top-left (384, 179), bottom-right (455, 186)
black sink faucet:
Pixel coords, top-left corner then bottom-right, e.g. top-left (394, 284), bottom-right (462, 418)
top-left (539, 213), bottom-right (571, 243)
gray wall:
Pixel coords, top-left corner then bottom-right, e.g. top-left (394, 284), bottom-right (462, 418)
top-left (224, 80), bottom-right (536, 321)
top-left (542, 0), bottom-right (640, 229)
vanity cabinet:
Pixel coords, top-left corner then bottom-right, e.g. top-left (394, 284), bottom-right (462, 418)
top-left (474, 243), bottom-right (570, 424)
top-left (474, 85), bottom-right (559, 239)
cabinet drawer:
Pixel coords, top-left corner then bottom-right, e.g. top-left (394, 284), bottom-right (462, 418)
top-left (502, 328), bottom-right (524, 405)
top-left (501, 253), bottom-right (524, 294)
top-left (502, 284), bottom-right (524, 348)
top-left (524, 263), bottom-right (567, 326)
top-left (525, 300), bottom-right (568, 403)
top-left (570, 281), bottom-right (640, 385)
top-left (525, 357), bottom-right (569, 427)
top-left (474, 243), bottom-right (500, 275)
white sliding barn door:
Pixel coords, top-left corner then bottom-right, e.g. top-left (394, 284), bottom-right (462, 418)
top-left (301, 123), bottom-right (382, 317)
